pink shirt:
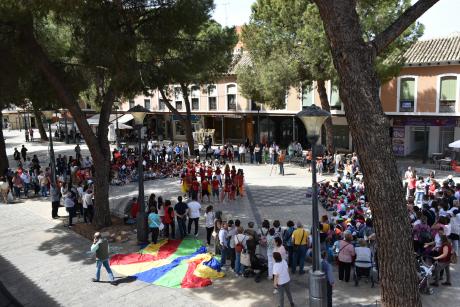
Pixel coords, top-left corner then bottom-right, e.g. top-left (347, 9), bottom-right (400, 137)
top-left (338, 240), bottom-right (355, 263)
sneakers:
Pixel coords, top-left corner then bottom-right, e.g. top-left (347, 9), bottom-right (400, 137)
top-left (273, 288), bottom-right (278, 294)
top-left (92, 278), bottom-right (99, 282)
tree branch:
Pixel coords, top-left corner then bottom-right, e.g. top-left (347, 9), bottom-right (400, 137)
top-left (372, 0), bottom-right (440, 55)
top-left (158, 87), bottom-right (184, 120)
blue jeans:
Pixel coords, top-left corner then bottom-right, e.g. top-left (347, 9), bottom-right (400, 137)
top-left (279, 163), bottom-right (284, 175)
top-left (292, 245), bottom-right (307, 273)
top-left (235, 252), bottom-right (243, 274)
top-left (23, 183), bottom-right (30, 197)
top-left (40, 185), bottom-right (48, 197)
top-left (96, 259), bottom-right (114, 281)
top-left (177, 217), bottom-right (187, 239)
top-left (220, 246), bottom-right (228, 266)
top-left (415, 191), bottom-right (424, 205)
top-left (13, 186), bottom-right (21, 198)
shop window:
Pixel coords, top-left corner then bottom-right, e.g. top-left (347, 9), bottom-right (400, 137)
top-left (439, 76), bottom-right (457, 113)
top-left (144, 99), bottom-right (151, 110)
top-left (399, 77), bottom-right (415, 112)
top-left (227, 84), bottom-right (237, 110)
top-left (208, 85), bottom-right (217, 110)
top-left (175, 121), bottom-right (185, 136)
top-left (330, 85), bottom-right (342, 111)
top-left (302, 84), bottom-right (313, 107)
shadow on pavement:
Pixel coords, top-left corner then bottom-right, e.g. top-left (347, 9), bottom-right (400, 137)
top-left (0, 254), bottom-right (60, 307)
top-left (38, 224), bottom-right (94, 265)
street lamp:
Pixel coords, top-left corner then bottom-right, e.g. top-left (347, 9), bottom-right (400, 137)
top-left (42, 110), bottom-right (57, 187)
top-left (128, 105), bottom-right (150, 244)
top-left (296, 104), bottom-right (330, 307)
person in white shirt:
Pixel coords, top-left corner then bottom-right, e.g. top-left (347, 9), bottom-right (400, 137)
top-left (204, 205), bottom-right (215, 245)
top-left (334, 152), bottom-right (342, 175)
top-left (238, 144), bottom-right (246, 164)
top-left (355, 239), bottom-right (372, 269)
top-left (273, 252), bottom-right (294, 307)
top-left (20, 171), bottom-right (31, 198)
top-left (83, 188), bottom-right (94, 223)
top-left (187, 196), bottom-right (201, 237)
top-left (218, 222), bottom-right (229, 268)
top-left (64, 191), bottom-right (76, 227)
top-left (234, 227), bottom-right (248, 275)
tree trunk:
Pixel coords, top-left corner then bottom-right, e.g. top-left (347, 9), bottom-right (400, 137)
top-left (0, 112), bottom-right (9, 176)
top-left (180, 83), bottom-right (195, 152)
top-left (313, 2), bottom-right (421, 306)
top-left (31, 103), bottom-right (48, 141)
top-left (316, 80), bottom-right (334, 153)
top-left (158, 87), bottom-right (195, 152)
top-left (19, 22), bottom-right (113, 228)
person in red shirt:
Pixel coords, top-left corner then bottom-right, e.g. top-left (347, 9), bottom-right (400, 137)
top-left (407, 175), bottom-right (416, 198)
top-left (162, 200), bottom-right (175, 239)
top-left (130, 198), bottom-right (139, 219)
top-left (191, 177), bottom-right (200, 200)
top-left (201, 178), bottom-right (210, 203)
top-left (206, 166), bottom-right (213, 181)
top-left (211, 176), bottom-right (220, 202)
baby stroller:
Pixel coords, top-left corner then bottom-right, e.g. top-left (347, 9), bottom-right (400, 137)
top-left (243, 253), bottom-right (268, 283)
top-left (353, 259), bottom-right (375, 287)
top-left (416, 254), bottom-right (436, 295)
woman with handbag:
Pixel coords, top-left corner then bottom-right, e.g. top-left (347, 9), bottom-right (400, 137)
top-left (337, 232), bottom-right (355, 282)
top-left (234, 227), bottom-right (248, 276)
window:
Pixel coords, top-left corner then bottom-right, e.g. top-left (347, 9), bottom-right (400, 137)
top-left (159, 99), bottom-right (165, 110)
top-left (227, 84), bottom-right (237, 110)
top-left (208, 85), bottom-right (217, 110)
top-left (129, 99), bottom-right (135, 109)
top-left (175, 121), bottom-right (185, 136)
top-left (399, 77), bottom-right (415, 112)
top-left (175, 101), bottom-right (183, 110)
top-left (191, 86), bottom-right (200, 110)
top-left (302, 84), bottom-right (313, 107)
top-left (330, 85), bottom-right (342, 111)
top-left (439, 76), bottom-right (457, 113)
top-left (144, 99), bottom-right (151, 110)
top-left (440, 127), bottom-right (455, 152)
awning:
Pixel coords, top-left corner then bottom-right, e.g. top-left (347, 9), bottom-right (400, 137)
top-left (87, 113), bottom-right (133, 126)
top-left (449, 140), bottom-right (460, 148)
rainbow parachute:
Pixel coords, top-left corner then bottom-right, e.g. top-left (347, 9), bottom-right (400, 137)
top-left (110, 238), bottom-right (224, 288)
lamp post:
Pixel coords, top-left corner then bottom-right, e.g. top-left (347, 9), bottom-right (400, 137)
top-left (296, 104), bottom-right (330, 307)
top-left (128, 105), bottom-right (150, 244)
top-left (42, 110), bottom-right (57, 187)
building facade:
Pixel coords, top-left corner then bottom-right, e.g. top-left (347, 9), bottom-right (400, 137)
top-left (120, 34), bottom-right (460, 156)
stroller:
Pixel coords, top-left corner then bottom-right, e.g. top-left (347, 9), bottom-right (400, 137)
top-left (243, 253), bottom-right (268, 283)
top-left (416, 254), bottom-right (436, 295)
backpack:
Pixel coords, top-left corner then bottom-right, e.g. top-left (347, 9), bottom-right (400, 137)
top-left (283, 228), bottom-right (294, 246)
top-left (235, 236), bottom-right (245, 253)
top-left (259, 229), bottom-right (268, 247)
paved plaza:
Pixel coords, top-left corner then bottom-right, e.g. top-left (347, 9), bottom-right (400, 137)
top-left (0, 130), bottom-right (459, 306)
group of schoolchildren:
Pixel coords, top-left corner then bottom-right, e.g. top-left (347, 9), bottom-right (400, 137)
top-left (180, 160), bottom-right (245, 203)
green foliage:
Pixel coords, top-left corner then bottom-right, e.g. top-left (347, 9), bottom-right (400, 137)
top-left (238, 0), bottom-right (423, 108)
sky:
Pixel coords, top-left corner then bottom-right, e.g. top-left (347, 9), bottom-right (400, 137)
top-left (212, 0), bottom-right (460, 39)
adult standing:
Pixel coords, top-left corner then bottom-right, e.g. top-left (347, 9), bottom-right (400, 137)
top-left (244, 222), bottom-right (258, 258)
top-left (334, 151), bottom-right (341, 175)
top-left (148, 206), bottom-right (161, 244)
top-left (13, 148), bottom-right (21, 166)
top-left (204, 205), bottom-right (215, 245)
top-left (187, 196), bottom-right (201, 237)
top-left (283, 221), bottom-right (295, 267)
top-left (82, 187), bottom-right (94, 224)
top-left (291, 221), bottom-right (309, 274)
top-left (162, 200), bottom-right (175, 239)
top-left (272, 252), bottom-right (295, 307)
top-left (321, 250), bottom-right (335, 307)
top-left (50, 183), bottom-right (61, 219)
top-left (431, 234), bottom-right (452, 286)
top-left (219, 222), bottom-right (229, 268)
top-left (337, 232), bottom-right (356, 282)
top-left (234, 226), bottom-right (248, 276)
top-left (278, 150), bottom-right (285, 176)
top-left (64, 191), bottom-right (76, 228)
top-left (90, 232), bottom-right (116, 285)
top-left (21, 145), bottom-right (28, 162)
top-left (174, 196), bottom-right (188, 239)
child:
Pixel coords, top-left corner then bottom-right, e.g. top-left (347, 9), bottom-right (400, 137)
top-left (201, 177), bottom-right (211, 203)
top-left (211, 176), bottom-right (220, 202)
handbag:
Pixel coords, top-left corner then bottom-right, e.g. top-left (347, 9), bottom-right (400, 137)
top-left (240, 251), bottom-right (251, 266)
top-left (159, 223), bottom-right (165, 231)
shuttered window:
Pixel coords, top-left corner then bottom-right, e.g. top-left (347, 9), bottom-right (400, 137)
top-left (439, 76), bottom-right (457, 113)
top-left (399, 78), bottom-right (415, 112)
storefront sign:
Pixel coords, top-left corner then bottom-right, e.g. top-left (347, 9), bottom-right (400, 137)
top-left (393, 117), bottom-right (456, 127)
top-left (172, 114), bottom-right (201, 122)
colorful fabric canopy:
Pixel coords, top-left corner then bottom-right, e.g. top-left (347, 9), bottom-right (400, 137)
top-left (110, 238), bottom-right (224, 288)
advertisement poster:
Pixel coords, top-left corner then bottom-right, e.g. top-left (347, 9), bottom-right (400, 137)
top-left (392, 126), bottom-right (405, 156)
